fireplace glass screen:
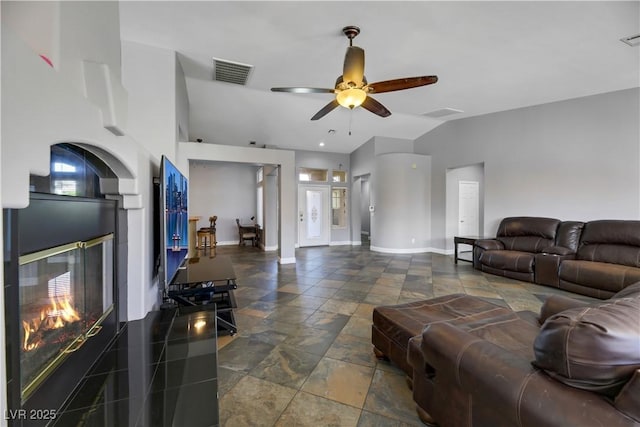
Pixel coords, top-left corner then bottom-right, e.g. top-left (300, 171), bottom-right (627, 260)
top-left (18, 234), bottom-right (114, 401)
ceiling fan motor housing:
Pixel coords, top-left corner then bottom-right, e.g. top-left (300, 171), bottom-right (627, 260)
top-left (342, 25), bottom-right (361, 42)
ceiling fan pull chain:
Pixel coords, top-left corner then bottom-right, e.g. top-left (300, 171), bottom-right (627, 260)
top-left (349, 109), bottom-right (353, 136)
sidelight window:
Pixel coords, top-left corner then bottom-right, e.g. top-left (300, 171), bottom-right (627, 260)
top-left (332, 188), bottom-right (347, 228)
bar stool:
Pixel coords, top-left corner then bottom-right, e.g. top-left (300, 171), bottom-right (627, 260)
top-left (197, 216), bottom-right (217, 249)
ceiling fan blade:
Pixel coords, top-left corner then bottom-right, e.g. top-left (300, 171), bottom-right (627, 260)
top-left (367, 75), bottom-right (438, 94)
top-left (311, 99), bottom-right (340, 121)
top-left (343, 46), bottom-right (365, 86)
top-left (361, 96), bottom-right (391, 118)
top-left (271, 87), bottom-right (336, 94)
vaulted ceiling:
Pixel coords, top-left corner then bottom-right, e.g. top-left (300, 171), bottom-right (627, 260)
top-left (119, 1), bottom-right (640, 153)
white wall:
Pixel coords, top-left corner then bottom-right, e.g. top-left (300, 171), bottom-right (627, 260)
top-left (1, 1), bottom-right (165, 420)
top-left (415, 88), bottom-right (640, 249)
top-left (175, 57), bottom-right (190, 142)
top-left (189, 161), bottom-right (259, 244)
top-left (121, 41), bottom-right (178, 162)
top-left (1, 3), bottom-right (158, 324)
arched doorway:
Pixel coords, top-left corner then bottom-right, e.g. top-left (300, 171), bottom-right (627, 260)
top-left (3, 143), bottom-right (127, 413)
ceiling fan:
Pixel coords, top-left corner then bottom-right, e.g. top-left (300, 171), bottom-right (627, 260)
top-left (271, 26), bottom-right (438, 121)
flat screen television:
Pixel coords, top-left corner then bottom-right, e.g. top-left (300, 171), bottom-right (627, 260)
top-left (159, 155), bottom-right (188, 288)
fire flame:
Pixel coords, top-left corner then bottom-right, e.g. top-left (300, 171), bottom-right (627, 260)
top-left (22, 296), bottom-right (81, 351)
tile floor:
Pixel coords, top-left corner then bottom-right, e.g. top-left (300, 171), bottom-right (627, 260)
top-left (214, 243), bottom-right (594, 427)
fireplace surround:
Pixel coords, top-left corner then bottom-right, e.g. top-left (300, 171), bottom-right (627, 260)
top-left (4, 192), bottom-right (119, 423)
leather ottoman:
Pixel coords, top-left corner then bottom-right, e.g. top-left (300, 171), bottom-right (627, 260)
top-left (372, 294), bottom-right (514, 377)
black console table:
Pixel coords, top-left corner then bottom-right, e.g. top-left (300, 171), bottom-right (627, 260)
top-left (167, 255), bottom-right (238, 335)
top-left (454, 235), bottom-right (485, 264)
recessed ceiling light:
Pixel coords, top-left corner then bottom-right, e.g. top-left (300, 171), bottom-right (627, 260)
top-left (319, 142), bottom-right (325, 147)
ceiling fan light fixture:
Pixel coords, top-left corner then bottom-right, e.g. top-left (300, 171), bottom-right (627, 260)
top-left (336, 88), bottom-right (367, 109)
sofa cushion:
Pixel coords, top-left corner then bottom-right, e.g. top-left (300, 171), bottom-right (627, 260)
top-left (559, 260), bottom-right (640, 294)
top-left (577, 220), bottom-right (640, 267)
top-left (495, 217), bottom-right (560, 253)
top-left (533, 293), bottom-right (640, 397)
top-left (479, 250), bottom-right (535, 273)
top-left (497, 216), bottom-right (560, 239)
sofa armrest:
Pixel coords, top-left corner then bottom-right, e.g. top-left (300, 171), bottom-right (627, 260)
top-left (473, 239), bottom-right (504, 269)
top-left (474, 239), bottom-right (504, 251)
top-left (538, 295), bottom-right (591, 324)
top-left (421, 323), bottom-right (631, 426)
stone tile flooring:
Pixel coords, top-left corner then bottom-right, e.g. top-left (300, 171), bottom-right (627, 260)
top-left (213, 244), bottom-right (595, 427)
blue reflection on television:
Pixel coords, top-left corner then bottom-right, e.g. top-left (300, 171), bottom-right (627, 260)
top-left (162, 156), bottom-right (188, 285)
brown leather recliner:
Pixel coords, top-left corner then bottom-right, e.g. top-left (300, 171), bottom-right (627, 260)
top-left (407, 283), bottom-right (640, 427)
top-left (557, 220), bottom-right (640, 298)
top-left (473, 217), bottom-right (561, 282)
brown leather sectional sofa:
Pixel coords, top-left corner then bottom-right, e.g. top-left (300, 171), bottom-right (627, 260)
top-left (474, 217), bottom-right (640, 298)
top-left (372, 285), bottom-right (640, 426)
top-left (406, 284), bottom-right (640, 426)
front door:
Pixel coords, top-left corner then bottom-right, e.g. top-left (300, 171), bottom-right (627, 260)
top-left (298, 185), bottom-right (330, 247)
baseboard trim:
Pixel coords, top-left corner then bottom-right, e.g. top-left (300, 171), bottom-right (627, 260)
top-left (212, 240), bottom-right (239, 246)
top-left (431, 248), bottom-right (454, 255)
top-left (278, 256), bottom-right (296, 264)
top-left (370, 246), bottom-right (433, 254)
top-left (329, 241), bottom-right (354, 246)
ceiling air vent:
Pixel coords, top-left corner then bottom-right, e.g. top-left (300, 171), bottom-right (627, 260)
top-left (213, 58), bottom-right (253, 85)
top-left (422, 108), bottom-right (464, 119)
top-left (620, 34), bottom-right (640, 47)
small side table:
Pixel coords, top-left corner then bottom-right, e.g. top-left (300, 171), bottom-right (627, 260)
top-left (454, 236), bottom-right (485, 264)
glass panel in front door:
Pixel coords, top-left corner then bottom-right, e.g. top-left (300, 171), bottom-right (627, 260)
top-left (305, 190), bottom-right (323, 239)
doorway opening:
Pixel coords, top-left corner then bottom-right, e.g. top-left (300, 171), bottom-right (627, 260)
top-left (445, 163), bottom-right (485, 258)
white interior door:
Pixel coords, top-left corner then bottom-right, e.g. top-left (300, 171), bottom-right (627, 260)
top-left (458, 180), bottom-right (479, 236)
top-left (298, 185), bottom-right (330, 247)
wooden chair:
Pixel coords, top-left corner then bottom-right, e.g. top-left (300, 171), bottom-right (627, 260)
top-left (236, 218), bottom-right (257, 246)
top-left (197, 216), bottom-right (217, 249)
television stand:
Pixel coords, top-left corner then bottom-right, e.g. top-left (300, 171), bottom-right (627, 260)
top-left (166, 255), bottom-right (238, 335)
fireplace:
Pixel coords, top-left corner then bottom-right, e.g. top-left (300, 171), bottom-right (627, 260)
top-left (18, 235), bottom-right (114, 402)
top-left (4, 191), bottom-right (120, 418)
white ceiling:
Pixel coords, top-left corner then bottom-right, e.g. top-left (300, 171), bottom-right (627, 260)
top-left (119, 1), bottom-right (640, 154)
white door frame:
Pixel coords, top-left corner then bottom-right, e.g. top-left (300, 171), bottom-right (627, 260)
top-left (298, 184), bottom-right (331, 247)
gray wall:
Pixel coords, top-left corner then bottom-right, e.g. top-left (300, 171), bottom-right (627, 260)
top-left (189, 160), bottom-right (259, 244)
top-left (360, 177), bottom-right (370, 234)
top-left (415, 88), bottom-right (640, 250)
top-left (371, 153), bottom-right (431, 252)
